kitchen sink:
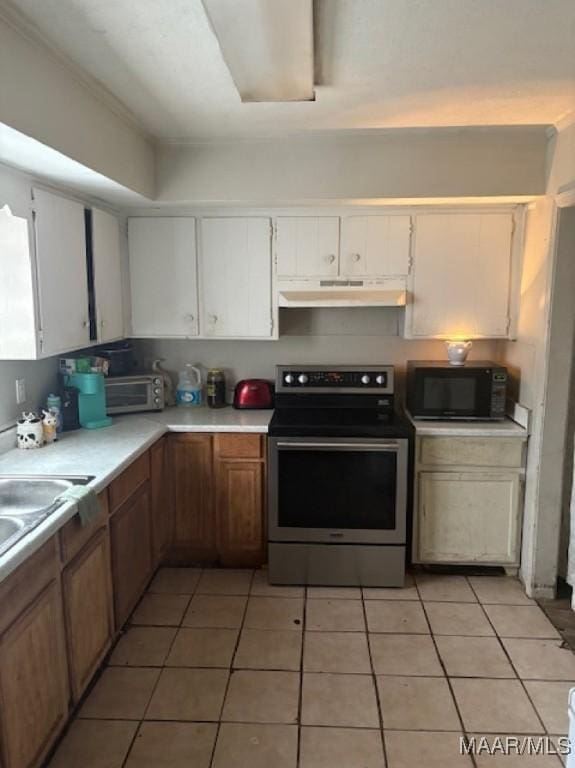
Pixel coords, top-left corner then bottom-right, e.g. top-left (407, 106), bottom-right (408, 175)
top-left (0, 475), bottom-right (94, 558)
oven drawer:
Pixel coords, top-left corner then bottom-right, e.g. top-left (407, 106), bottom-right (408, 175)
top-left (419, 436), bottom-right (525, 469)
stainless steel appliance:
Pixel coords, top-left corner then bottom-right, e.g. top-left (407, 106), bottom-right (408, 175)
top-left (268, 365), bottom-right (413, 587)
top-left (104, 373), bottom-right (165, 415)
top-left (407, 361), bottom-right (507, 420)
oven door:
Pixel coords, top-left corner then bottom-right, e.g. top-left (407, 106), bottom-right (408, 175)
top-left (268, 437), bottom-right (407, 544)
top-left (105, 377), bottom-right (156, 414)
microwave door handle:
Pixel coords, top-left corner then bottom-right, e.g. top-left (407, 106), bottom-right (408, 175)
top-left (276, 441), bottom-right (400, 451)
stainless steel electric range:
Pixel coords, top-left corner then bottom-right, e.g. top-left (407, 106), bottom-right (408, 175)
top-left (267, 365), bottom-right (413, 587)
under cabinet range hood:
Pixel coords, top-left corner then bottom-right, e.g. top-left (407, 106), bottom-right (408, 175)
top-left (277, 279), bottom-right (407, 308)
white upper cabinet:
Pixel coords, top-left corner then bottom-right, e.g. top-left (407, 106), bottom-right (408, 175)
top-left (0, 206), bottom-right (37, 359)
top-left (92, 208), bottom-right (124, 343)
top-left (33, 189), bottom-right (90, 357)
top-left (200, 218), bottom-right (273, 338)
top-left (341, 215), bottom-right (412, 277)
top-left (275, 217), bottom-right (340, 278)
top-left (128, 217), bottom-right (198, 338)
top-left (406, 212), bottom-right (515, 339)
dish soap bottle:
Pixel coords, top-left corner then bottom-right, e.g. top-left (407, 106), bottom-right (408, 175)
top-left (176, 365), bottom-right (202, 407)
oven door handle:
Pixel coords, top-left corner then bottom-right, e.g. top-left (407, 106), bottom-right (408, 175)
top-left (275, 441), bottom-right (400, 451)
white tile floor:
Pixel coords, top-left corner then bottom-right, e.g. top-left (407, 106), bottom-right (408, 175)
top-left (47, 570), bottom-right (575, 767)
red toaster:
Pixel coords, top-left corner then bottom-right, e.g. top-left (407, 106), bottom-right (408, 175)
top-left (233, 379), bottom-right (275, 409)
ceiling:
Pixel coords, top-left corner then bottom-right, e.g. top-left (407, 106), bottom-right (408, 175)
top-left (6, 0), bottom-right (575, 141)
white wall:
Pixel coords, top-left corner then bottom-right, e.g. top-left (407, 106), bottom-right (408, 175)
top-left (0, 11), bottom-right (155, 198)
top-left (501, 118), bottom-right (575, 596)
top-left (133, 324), bottom-right (500, 403)
top-left (156, 128), bottom-right (547, 204)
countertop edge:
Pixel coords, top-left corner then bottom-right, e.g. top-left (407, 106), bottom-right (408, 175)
top-left (0, 410), bottom-right (271, 583)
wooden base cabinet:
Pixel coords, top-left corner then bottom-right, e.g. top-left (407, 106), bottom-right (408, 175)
top-left (168, 433), bottom-right (266, 567)
top-left (169, 434), bottom-right (216, 563)
top-left (151, 436), bottom-right (173, 567)
top-left (110, 483), bottom-right (153, 628)
top-left (0, 581), bottom-right (69, 768)
top-left (413, 435), bottom-right (526, 567)
top-left (62, 529), bottom-right (114, 702)
top-left (216, 460), bottom-right (265, 567)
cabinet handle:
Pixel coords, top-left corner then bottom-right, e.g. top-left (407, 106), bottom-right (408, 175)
top-left (326, 254), bottom-right (336, 264)
top-left (82, 320), bottom-right (89, 328)
top-left (185, 313), bottom-right (194, 322)
top-left (352, 253), bottom-right (361, 263)
top-left (209, 314), bottom-right (218, 324)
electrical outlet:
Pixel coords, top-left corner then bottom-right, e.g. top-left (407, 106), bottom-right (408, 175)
top-left (15, 378), bottom-right (26, 405)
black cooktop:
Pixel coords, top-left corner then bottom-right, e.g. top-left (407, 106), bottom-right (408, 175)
top-left (268, 407), bottom-right (414, 439)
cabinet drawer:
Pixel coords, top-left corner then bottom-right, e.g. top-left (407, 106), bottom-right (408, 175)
top-left (419, 436), bottom-right (525, 468)
top-left (109, 452), bottom-right (150, 512)
top-left (60, 490), bottom-right (109, 563)
top-left (215, 434), bottom-right (263, 459)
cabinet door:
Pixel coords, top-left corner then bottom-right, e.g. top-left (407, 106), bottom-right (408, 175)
top-left (276, 217), bottom-right (339, 278)
top-left (409, 212), bottom-right (513, 338)
top-left (63, 529), bottom-right (113, 703)
top-left (110, 483), bottom-right (153, 628)
top-left (417, 471), bottom-right (521, 565)
top-left (151, 437), bottom-right (172, 567)
top-left (129, 217), bottom-right (198, 337)
top-left (92, 208), bottom-right (124, 343)
top-left (200, 218), bottom-right (272, 337)
top-left (216, 460), bottom-right (265, 567)
top-left (169, 435), bottom-right (215, 562)
top-left (33, 188), bottom-right (89, 356)
top-left (0, 581), bottom-right (69, 768)
top-left (341, 215), bottom-right (411, 277)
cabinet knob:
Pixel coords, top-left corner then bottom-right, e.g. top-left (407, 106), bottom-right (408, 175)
top-left (82, 320), bottom-right (89, 328)
top-left (352, 253), bottom-right (361, 263)
top-left (185, 313), bottom-right (194, 322)
top-left (326, 254), bottom-right (336, 264)
top-left (209, 314), bottom-right (218, 324)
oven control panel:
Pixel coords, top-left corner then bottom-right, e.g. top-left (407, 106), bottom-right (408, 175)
top-left (276, 365), bottom-right (394, 394)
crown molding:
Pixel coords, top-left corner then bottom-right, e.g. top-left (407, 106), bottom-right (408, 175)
top-left (0, 0), bottom-right (155, 143)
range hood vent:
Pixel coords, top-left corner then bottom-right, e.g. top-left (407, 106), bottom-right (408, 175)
top-left (277, 279), bottom-right (407, 308)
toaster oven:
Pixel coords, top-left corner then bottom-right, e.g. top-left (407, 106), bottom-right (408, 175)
top-left (104, 374), bottom-right (165, 415)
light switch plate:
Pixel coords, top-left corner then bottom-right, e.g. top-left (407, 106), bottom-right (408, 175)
top-left (15, 378), bottom-right (26, 405)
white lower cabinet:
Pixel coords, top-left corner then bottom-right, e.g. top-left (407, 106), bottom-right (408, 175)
top-left (200, 217), bottom-right (273, 338)
top-left (414, 435), bottom-right (526, 567)
top-left (417, 471), bottom-right (521, 565)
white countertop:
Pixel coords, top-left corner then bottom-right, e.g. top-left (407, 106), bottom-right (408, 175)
top-left (0, 406), bottom-right (272, 582)
top-left (408, 414), bottom-right (528, 437)
top-left (146, 406), bottom-right (273, 433)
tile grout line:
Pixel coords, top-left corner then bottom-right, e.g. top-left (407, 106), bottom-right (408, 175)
top-left (207, 569), bottom-right (255, 768)
top-left (415, 576), bottom-right (479, 768)
top-left (361, 586), bottom-right (390, 768)
top-left (296, 586), bottom-right (308, 768)
top-left (465, 575), bottom-right (550, 738)
top-left (119, 568), bottom-right (204, 768)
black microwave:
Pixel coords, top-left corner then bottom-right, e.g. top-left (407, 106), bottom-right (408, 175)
top-left (406, 361), bottom-right (508, 421)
